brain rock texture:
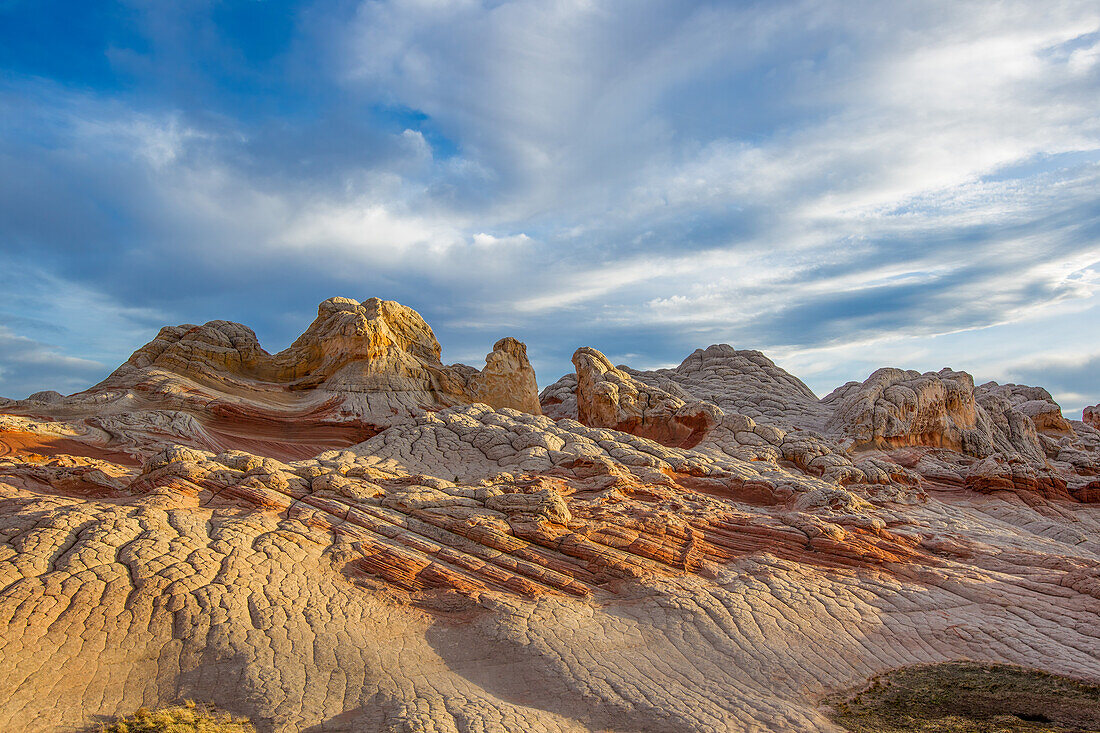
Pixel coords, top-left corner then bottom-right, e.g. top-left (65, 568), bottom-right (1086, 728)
top-left (1, 297), bottom-right (1099, 732)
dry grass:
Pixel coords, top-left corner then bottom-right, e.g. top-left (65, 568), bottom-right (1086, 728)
top-left (96, 700), bottom-right (256, 732)
top-left (826, 662), bottom-right (1100, 732)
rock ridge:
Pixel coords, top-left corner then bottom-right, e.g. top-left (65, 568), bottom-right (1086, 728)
top-left (0, 298), bottom-right (1098, 732)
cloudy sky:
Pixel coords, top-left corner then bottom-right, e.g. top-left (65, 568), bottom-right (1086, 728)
top-left (1, 0), bottom-right (1098, 416)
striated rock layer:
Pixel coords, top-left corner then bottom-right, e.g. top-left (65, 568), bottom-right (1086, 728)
top-left (4, 297), bottom-right (541, 464)
top-left (1, 298), bottom-right (1099, 732)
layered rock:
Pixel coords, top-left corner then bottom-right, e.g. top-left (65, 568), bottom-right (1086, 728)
top-left (822, 368), bottom-right (993, 454)
top-left (569, 347), bottom-right (720, 448)
top-left (626, 344), bottom-right (831, 428)
top-left (101, 297), bottom-right (539, 417)
top-left (541, 346), bottom-right (1100, 503)
top-left (5, 297), bottom-right (540, 462)
top-left (2, 394), bottom-right (1099, 732)
top-left (977, 382), bottom-right (1072, 433)
top-left (811, 368), bottom-right (1100, 498)
top-left (26, 390), bottom-right (64, 404)
top-left (1086, 404), bottom-right (1099, 429)
top-left (1, 300), bottom-right (1100, 733)
top-left (542, 345), bottom-right (828, 427)
top-left (964, 454), bottom-right (1070, 500)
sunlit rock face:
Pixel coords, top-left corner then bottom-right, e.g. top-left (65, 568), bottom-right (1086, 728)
top-left (567, 346), bottom-right (720, 448)
top-left (470, 337), bottom-right (542, 416)
top-left (823, 367), bottom-right (992, 454)
top-left (15, 297), bottom-right (542, 463)
top-left (102, 295), bottom-right (541, 409)
top-left (1, 299), bottom-right (1099, 732)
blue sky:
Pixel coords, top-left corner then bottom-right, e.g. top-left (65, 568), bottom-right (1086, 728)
top-left (1, 0), bottom-right (1099, 417)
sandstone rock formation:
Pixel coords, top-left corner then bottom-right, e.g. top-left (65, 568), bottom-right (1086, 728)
top-left (1086, 403), bottom-right (1099, 429)
top-left (26, 390), bottom-right (64, 404)
top-left (99, 296), bottom-right (540, 418)
top-left (629, 344), bottom-right (831, 428)
top-left (822, 368), bottom-right (993, 453)
top-left (470, 337), bottom-right (541, 415)
top-left (566, 347), bottom-right (720, 448)
top-left (1, 301), bottom-right (1099, 733)
top-left (3, 297), bottom-right (540, 463)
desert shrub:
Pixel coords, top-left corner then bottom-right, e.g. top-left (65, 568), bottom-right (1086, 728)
top-left (97, 700), bottom-right (256, 732)
top-left (826, 661), bottom-right (1100, 732)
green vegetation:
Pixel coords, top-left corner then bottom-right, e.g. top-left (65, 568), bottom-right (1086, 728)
top-left (827, 662), bottom-right (1100, 732)
top-left (96, 700), bottom-right (256, 733)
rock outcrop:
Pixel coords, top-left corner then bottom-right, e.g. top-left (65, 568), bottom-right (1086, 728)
top-left (100, 296), bottom-right (540, 418)
top-left (1086, 404), bottom-right (1100, 429)
top-left (5, 297), bottom-right (540, 462)
top-left (978, 382), bottom-right (1072, 433)
top-left (470, 337), bottom-right (541, 415)
top-left (569, 347), bottom-right (720, 448)
top-left (541, 345), bottom-right (1100, 502)
top-left (26, 390), bottom-right (64, 404)
top-left (628, 344), bottom-right (831, 428)
top-left (1, 300), bottom-right (1099, 733)
top-left (822, 368), bottom-right (993, 454)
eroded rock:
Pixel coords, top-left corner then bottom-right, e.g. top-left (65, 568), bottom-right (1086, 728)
top-left (1085, 404), bottom-right (1099, 429)
top-left (1, 298), bottom-right (1099, 733)
top-left (470, 337), bottom-right (541, 415)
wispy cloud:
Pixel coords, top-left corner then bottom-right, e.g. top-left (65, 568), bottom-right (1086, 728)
top-left (0, 327), bottom-right (106, 399)
top-left (0, 0), bottom-right (1097, 407)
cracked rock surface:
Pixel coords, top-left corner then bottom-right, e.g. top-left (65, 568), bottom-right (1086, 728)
top-left (1, 299), bottom-right (1098, 732)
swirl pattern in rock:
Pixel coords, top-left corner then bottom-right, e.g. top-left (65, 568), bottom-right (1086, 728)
top-left (1, 299), bottom-right (1098, 732)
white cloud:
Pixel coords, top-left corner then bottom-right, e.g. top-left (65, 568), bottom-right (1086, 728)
top-left (470, 232), bottom-right (531, 248)
top-left (399, 128), bottom-right (432, 160)
top-left (71, 111), bottom-right (211, 168)
top-left (0, 325), bottom-right (107, 399)
top-left (3, 1), bottom-right (1100, 408)
top-left (1069, 39), bottom-right (1100, 73)
top-left (277, 201), bottom-right (459, 259)
top-left (510, 258), bottom-right (666, 313)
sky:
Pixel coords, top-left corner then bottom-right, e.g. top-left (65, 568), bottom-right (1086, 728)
top-left (1, 0), bottom-right (1098, 417)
